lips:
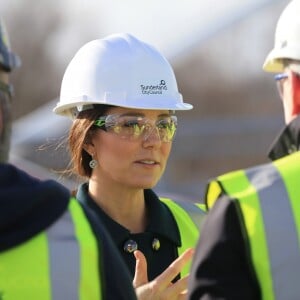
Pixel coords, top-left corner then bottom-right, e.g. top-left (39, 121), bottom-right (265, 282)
top-left (135, 159), bottom-right (159, 165)
top-left (139, 160), bottom-right (156, 165)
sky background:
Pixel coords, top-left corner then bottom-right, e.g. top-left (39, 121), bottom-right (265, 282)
top-left (79, 0), bottom-right (277, 62)
top-left (2, 0), bottom-right (282, 63)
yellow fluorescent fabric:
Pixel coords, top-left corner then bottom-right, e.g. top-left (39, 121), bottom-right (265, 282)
top-left (0, 233), bottom-right (51, 300)
top-left (68, 198), bottom-right (102, 300)
top-left (274, 152), bottom-right (300, 255)
top-left (160, 198), bottom-right (203, 277)
top-left (210, 170), bottom-right (274, 300)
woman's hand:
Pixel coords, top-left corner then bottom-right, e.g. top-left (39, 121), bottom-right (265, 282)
top-left (133, 248), bottom-right (194, 300)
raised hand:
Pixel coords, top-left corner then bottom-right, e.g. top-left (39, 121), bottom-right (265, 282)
top-left (133, 248), bottom-right (194, 300)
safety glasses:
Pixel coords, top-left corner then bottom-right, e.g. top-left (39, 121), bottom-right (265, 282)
top-left (274, 73), bottom-right (288, 99)
top-left (93, 114), bottom-right (177, 142)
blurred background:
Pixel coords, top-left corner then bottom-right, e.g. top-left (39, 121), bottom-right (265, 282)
top-left (3, 0), bottom-right (290, 201)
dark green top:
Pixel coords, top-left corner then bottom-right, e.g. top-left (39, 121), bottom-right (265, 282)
top-left (77, 182), bottom-right (181, 281)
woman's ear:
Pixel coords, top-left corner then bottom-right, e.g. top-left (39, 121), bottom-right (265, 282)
top-left (83, 142), bottom-right (95, 157)
top-left (83, 129), bottom-right (96, 156)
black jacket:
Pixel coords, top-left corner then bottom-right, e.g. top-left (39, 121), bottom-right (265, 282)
top-left (77, 182), bottom-right (182, 282)
top-left (0, 163), bottom-right (136, 300)
top-left (188, 117), bottom-right (300, 300)
top-left (268, 114), bottom-right (300, 160)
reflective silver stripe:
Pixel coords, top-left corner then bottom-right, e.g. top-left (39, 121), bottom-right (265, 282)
top-left (171, 199), bottom-right (206, 229)
top-left (246, 163), bottom-right (300, 299)
top-left (47, 210), bottom-right (80, 300)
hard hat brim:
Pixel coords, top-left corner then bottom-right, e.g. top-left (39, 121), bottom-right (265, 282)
top-left (263, 47), bottom-right (300, 73)
top-left (53, 98), bottom-right (193, 118)
top-left (263, 49), bottom-right (286, 73)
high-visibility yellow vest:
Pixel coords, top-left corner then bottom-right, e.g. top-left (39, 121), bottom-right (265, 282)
top-left (160, 197), bottom-right (206, 277)
top-left (205, 151), bottom-right (300, 300)
top-left (0, 198), bottom-right (101, 300)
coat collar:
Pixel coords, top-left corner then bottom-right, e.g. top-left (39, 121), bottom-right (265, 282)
top-left (268, 115), bottom-right (300, 160)
top-left (76, 183), bottom-right (181, 247)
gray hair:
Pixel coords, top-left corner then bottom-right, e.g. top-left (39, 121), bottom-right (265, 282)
top-left (281, 59), bottom-right (300, 74)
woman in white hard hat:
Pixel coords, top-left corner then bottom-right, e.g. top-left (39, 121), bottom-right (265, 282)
top-left (54, 33), bottom-right (205, 299)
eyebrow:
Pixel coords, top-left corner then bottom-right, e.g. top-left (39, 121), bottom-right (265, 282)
top-left (117, 112), bottom-right (173, 118)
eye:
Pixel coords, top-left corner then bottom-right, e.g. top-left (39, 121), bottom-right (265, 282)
top-left (157, 118), bottom-right (174, 129)
top-left (117, 117), bottom-right (146, 137)
top-left (119, 116), bottom-right (145, 129)
top-left (123, 119), bottom-right (141, 128)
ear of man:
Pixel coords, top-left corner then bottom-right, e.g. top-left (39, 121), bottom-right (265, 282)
top-left (291, 72), bottom-right (300, 117)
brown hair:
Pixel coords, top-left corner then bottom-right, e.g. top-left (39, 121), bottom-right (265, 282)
top-left (68, 104), bottom-right (112, 178)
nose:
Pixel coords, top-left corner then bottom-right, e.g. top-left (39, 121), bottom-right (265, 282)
top-left (142, 125), bottom-right (161, 146)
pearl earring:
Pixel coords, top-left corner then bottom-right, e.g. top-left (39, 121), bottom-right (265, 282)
top-left (89, 155), bottom-right (98, 169)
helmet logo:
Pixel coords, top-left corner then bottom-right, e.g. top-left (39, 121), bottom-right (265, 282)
top-left (140, 80), bottom-right (168, 95)
top-left (280, 40), bottom-right (287, 49)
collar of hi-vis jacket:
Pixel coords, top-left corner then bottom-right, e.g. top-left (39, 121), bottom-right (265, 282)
top-left (268, 115), bottom-right (300, 161)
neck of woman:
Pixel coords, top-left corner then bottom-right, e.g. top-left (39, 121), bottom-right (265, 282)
top-left (88, 178), bottom-right (148, 233)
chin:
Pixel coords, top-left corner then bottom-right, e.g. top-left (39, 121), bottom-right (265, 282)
top-left (128, 175), bottom-right (162, 189)
top-left (132, 180), bottom-right (158, 189)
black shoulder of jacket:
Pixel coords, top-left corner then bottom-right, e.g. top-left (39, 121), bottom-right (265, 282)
top-left (0, 163), bottom-right (70, 252)
top-left (188, 196), bottom-right (261, 300)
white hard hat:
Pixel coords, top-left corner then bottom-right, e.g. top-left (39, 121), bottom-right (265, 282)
top-left (263, 0), bottom-right (300, 73)
top-left (54, 33), bottom-right (193, 118)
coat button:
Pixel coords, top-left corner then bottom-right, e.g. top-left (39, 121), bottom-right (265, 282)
top-left (152, 238), bottom-right (160, 251)
top-left (123, 239), bottom-right (138, 253)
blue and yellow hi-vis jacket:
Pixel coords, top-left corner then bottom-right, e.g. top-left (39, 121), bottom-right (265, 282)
top-left (0, 163), bottom-right (136, 300)
top-left (205, 151), bottom-right (300, 300)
